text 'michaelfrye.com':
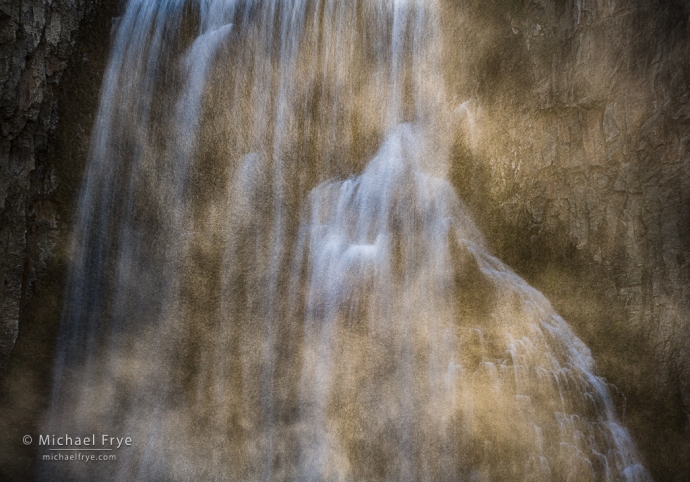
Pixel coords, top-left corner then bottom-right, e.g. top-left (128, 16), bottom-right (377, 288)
top-left (25, 434), bottom-right (132, 462)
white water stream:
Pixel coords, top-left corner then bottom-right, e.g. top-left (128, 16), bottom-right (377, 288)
top-left (41, 0), bottom-right (650, 480)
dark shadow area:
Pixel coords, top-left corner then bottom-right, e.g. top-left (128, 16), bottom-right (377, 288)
top-left (0, 0), bottom-right (121, 479)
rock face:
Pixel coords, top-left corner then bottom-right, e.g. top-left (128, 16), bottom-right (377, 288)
top-left (0, 1), bottom-right (117, 478)
top-left (0, 0), bottom-right (100, 372)
top-left (444, 0), bottom-right (690, 477)
top-left (0, 0), bottom-right (688, 479)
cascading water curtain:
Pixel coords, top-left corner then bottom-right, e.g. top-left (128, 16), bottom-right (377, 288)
top-left (41, 0), bottom-right (651, 480)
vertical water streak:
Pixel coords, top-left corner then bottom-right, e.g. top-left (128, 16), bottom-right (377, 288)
top-left (294, 123), bottom-right (482, 481)
top-left (43, 0), bottom-right (237, 479)
top-left (41, 0), bottom-right (651, 480)
top-left (47, 0), bottom-right (187, 436)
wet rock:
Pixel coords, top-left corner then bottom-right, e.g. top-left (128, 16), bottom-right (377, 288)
top-left (447, 0), bottom-right (690, 477)
top-left (0, 0), bottom-right (98, 374)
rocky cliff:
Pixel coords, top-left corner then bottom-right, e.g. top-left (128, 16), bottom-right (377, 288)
top-left (0, 0), bottom-right (688, 480)
top-left (445, 0), bottom-right (690, 477)
top-left (0, 0), bottom-right (116, 477)
top-left (0, 0), bottom-right (101, 372)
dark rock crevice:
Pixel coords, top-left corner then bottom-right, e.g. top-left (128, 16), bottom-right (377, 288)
top-left (1, 0), bottom-right (97, 373)
top-left (0, 0), bottom-right (119, 479)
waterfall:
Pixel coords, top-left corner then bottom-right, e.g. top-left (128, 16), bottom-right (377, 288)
top-left (41, 0), bottom-right (651, 480)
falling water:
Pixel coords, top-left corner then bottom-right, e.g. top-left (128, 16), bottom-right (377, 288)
top-left (41, 0), bottom-right (650, 480)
